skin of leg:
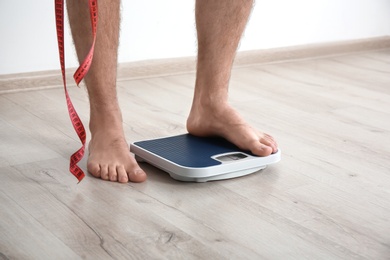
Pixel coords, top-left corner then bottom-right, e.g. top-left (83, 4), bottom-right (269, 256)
top-left (67, 0), bottom-right (146, 183)
top-left (187, 0), bottom-right (278, 156)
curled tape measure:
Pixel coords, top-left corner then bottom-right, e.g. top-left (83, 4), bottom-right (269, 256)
top-left (55, 0), bottom-right (98, 182)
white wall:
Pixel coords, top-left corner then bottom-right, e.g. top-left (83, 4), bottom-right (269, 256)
top-left (1, 0), bottom-right (389, 75)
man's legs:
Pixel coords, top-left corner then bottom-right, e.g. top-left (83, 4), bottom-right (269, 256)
top-left (66, 0), bottom-right (276, 183)
top-left (67, 0), bottom-right (146, 183)
top-left (187, 0), bottom-right (278, 155)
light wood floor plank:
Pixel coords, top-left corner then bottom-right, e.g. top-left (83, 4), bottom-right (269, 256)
top-left (0, 167), bottom-right (82, 259)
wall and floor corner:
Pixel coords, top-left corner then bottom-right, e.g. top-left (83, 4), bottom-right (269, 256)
top-left (1, 0), bottom-right (390, 76)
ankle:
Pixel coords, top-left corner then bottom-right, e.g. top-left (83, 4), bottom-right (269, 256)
top-left (191, 94), bottom-right (230, 115)
top-left (193, 80), bottom-right (232, 110)
top-left (89, 107), bottom-right (124, 135)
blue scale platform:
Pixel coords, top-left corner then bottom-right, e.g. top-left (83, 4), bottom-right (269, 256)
top-left (130, 134), bottom-right (281, 182)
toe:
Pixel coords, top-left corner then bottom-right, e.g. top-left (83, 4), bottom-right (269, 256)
top-left (260, 134), bottom-right (278, 153)
top-left (128, 168), bottom-right (147, 183)
top-left (100, 164), bottom-right (109, 181)
top-left (87, 161), bottom-right (101, 178)
top-left (117, 166), bottom-right (129, 183)
top-left (249, 140), bottom-right (273, 156)
top-left (108, 165), bottom-right (118, 182)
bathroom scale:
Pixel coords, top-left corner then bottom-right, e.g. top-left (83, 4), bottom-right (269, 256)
top-left (130, 134), bottom-right (281, 182)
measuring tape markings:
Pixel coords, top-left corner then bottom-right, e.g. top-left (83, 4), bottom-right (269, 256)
top-left (55, 0), bottom-right (98, 182)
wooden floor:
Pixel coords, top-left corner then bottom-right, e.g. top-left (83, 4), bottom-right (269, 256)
top-left (1, 49), bottom-right (390, 259)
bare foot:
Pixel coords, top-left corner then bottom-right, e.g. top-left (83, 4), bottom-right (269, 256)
top-left (187, 102), bottom-right (278, 156)
top-left (87, 110), bottom-right (147, 183)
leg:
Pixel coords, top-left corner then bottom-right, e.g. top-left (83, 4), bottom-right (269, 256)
top-left (187, 0), bottom-right (278, 155)
top-left (67, 0), bottom-right (146, 182)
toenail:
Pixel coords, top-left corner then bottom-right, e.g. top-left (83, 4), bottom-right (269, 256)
top-left (134, 169), bottom-right (143, 175)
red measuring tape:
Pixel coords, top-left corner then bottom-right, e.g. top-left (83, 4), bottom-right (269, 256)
top-left (55, 0), bottom-right (98, 182)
